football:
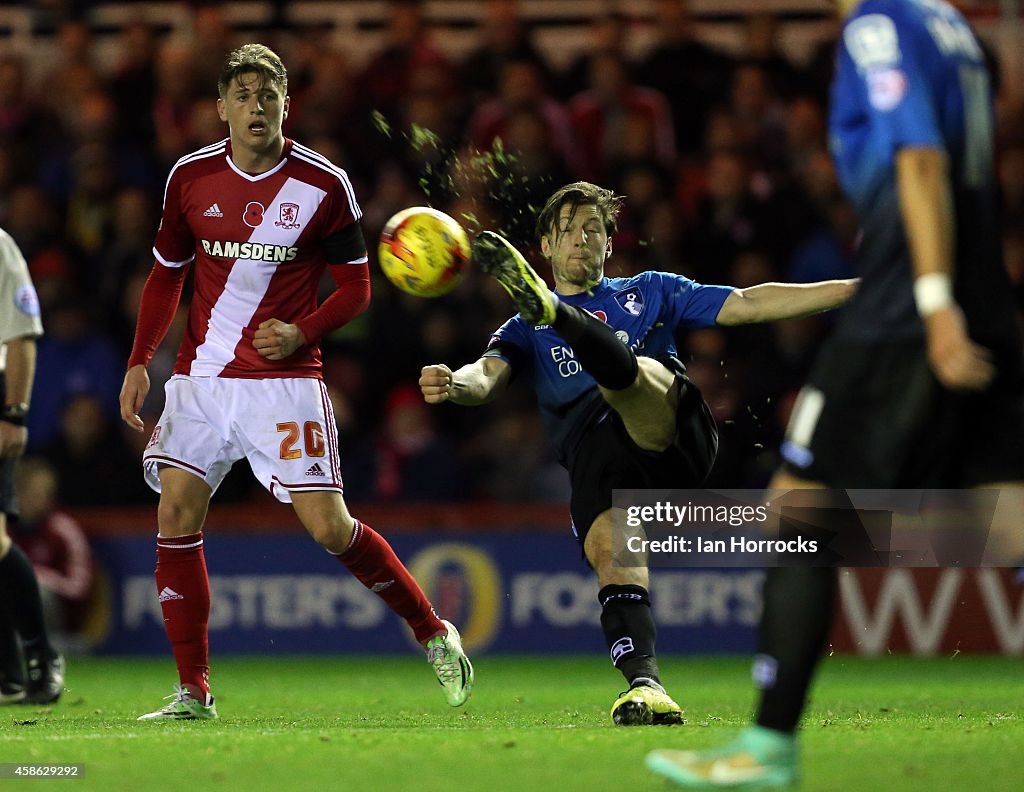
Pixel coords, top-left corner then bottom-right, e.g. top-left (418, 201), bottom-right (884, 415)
top-left (378, 206), bottom-right (470, 298)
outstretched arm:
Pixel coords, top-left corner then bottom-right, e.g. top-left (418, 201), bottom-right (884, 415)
top-left (420, 356), bottom-right (512, 406)
top-left (715, 279), bottom-right (859, 326)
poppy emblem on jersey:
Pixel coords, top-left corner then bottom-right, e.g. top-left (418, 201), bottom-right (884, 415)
top-left (591, 309), bottom-right (608, 323)
top-left (275, 202), bottom-right (301, 230)
top-left (243, 201), bottom-right (266, 228)
top-left (614, 290), bottom-right (644, 317)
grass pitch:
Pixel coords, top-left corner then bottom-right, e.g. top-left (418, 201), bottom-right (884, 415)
top-left (0, 655), bottom-right (1020, 791)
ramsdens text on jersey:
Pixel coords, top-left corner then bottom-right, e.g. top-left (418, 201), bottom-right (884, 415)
top-left (200, 239), bottom-right (299, 262)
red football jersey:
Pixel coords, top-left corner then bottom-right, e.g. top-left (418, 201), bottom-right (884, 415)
top-left (153, 138), bottom-right (366, 378)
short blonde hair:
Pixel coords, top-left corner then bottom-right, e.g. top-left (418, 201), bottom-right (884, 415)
top-left (217, 43), bottom-right (287, 97)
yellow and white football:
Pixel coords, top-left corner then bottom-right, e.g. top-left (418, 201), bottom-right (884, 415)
top-left (378, 206), bottom-right (470, 298)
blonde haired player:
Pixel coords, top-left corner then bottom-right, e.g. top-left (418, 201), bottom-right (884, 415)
top-left (120, 43), bottom-right (472, 719)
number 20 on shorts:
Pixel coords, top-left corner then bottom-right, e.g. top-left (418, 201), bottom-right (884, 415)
top-left (277, 421), bottom-right (326, 459)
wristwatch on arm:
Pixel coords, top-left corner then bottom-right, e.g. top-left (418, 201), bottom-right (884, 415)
top-left (1, 403), bottom-right (29, 427)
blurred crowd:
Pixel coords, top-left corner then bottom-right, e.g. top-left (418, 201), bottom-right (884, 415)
top-left (2, 0), bottom-right (1023, 507)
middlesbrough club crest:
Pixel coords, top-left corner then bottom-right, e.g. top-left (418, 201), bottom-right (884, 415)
top-left (275, 202), bottom-right (301, 229)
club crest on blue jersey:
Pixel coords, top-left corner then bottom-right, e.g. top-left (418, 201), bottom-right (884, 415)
top-left (614, 289), bottom-right (645, 317)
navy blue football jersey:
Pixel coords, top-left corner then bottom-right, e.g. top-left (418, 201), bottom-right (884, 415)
top-left (831, 0), bottom-right (1016, 341)
top-left (484, 272), bottom-right (733, 462)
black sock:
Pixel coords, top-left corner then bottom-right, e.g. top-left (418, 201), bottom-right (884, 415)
top-left (553, 302), bottom-right (638, 390)
top-left (0, 600), bottom-right (24, 686)
top-left (0, 545), bottom-right (52, 653)
top-left (599, 584), bottom-right (660, 686)
top-left (754, 567), bottom-right (837, 733)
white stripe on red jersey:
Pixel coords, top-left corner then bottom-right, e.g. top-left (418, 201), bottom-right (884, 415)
top-left (190, 176), bottom-right (328, 376)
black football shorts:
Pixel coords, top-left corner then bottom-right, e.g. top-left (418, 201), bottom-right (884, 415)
top-left (781, 335), bottom-right (1024, 488)
top-left (567, 356), bottom-right (718, 546)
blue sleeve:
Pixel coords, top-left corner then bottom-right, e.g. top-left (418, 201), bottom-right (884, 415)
top-left (483, 315), bottom-right (530, 372)
top-left (655, 272), bottom-right (735, 328)
top-left (841, 3), bottom-right (943, 149)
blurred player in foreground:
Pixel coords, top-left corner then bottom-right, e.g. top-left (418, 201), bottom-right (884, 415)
top-left (10, 458), bottom-right (94, 652)
top-left (120, 44), bottom-right (472, 720)
top-left (420, 181), bottom-right (856, 725)
top-left (648, 0), bottom-right (1024, 786)
top-left (0, 228), bottom-right (64, 705)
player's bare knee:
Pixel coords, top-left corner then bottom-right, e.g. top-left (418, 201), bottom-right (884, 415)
top-left (157, 498), bottom-right (206, 537)
top-left (585, 511), bottom-right (649, 588)
top-left (292, 491), bottom-right (355, 553)
top-left (599, 358), bottom-right (671, 401)
top-left (585, 539), bottom-right (613, 574)
top-left (307, 516), bottom-right (354, 554)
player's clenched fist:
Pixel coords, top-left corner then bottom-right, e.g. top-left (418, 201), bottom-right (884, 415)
top-left (420, 364), bottom-right (454, 404)
top-left (253, 318), bottom-right (306, 360)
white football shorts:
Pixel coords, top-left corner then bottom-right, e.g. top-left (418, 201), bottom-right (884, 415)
top-left (143, 375), bottom-right (343, 502)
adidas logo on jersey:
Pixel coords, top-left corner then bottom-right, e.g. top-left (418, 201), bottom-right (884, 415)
top-left (158, 587), bottom-right (184, 602)
top-left (203, 203), bottom-right (224, 218)
top-left (305, 463), bottom-right (326, 477)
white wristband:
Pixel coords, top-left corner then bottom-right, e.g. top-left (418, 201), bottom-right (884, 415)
top-left (913, 273), bottom-right (953, 316)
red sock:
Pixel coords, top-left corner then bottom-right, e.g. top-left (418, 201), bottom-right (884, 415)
top-left (338, 521), bottom-right (445, 644)
top-left (155, 532), bottom-right (211, 699)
